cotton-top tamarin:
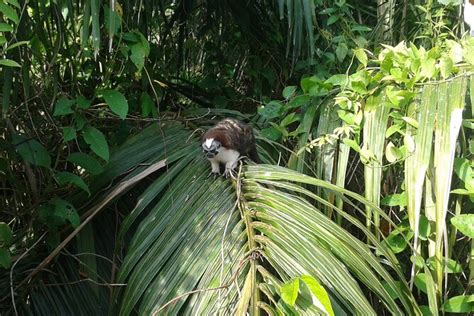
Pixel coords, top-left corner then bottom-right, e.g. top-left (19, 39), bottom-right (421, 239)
top-left (201, 118), bottom-right (260, 177)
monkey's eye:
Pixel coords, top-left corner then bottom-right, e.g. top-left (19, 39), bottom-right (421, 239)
top-left (216, 143), bottom-right (221, 149)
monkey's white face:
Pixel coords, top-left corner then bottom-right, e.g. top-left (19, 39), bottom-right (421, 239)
top-left (202, 138), bottom-right (222, 158)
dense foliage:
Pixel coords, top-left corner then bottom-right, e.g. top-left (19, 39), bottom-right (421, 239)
top-left (1, 0), bottom-right (473, 315)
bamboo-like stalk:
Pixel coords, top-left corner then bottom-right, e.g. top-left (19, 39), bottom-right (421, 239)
top-left (405, 84), bottom-right (437, 287)
top-left (363, 94), bottom-right (390, 238)
top-left (288, 103), bottom-right (318, 173)
top-left (335, 143), bottom-right (350, 224)
top-left (433, 76), bottom-right (467, 297)
top-left (315, 104), bottom-right (342, 218)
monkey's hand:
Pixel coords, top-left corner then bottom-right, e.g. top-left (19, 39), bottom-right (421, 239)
top-left (208, 170), bottom-right (220, 179)
top-left (208, 160), bottom-right (220, 178)
top-left (223, 168), bottom-right (236, 179)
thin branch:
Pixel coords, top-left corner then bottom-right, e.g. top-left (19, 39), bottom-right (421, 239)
top-left (41, 278), bottom-right (126, 288)
top-left (16, 159), bottom-right (168, 290)
top-left (10, 232), bottom-right (47, 316)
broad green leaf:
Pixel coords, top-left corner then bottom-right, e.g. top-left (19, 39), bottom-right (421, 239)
top-left (419, 306), bottom-right (432, 316)
top-left (402, 117), bottom-right (419, 128)
top-left (326, 15), bottom-right (339, 26)
top-left (451, 188), bottom-right (473, 195)
top-left (426, 257), bottom-right (462, 274)
top-left (12, 134), bottom-right (51, 167)
top-left (414, 273), bottom-right (427, 293)
top-left (300, 75), bottom-right (322, 94)
top-left (420, 58), bottom-right (436, 79)
top-left (76, 95), bottom-right (92, 109)
top-left (0, 59), bottom-right (21, 67)
top-left (0, 23), bottom-right (13, 32)
top-left (442, 295), bottom-right (474, 313)
top-left (325, 74), bottom-right (349, 87)
top-left (288, 95), bottom-right (310, 108)
top-left (451, 214), bottom-right (474, 238)
top-left (283, 86), bottom-right (297, 99)
top-left (385, 86), bottom-right (403, 108)
top-left (140, 92), bottom-right (155, 118)
top-left (418, 215), bottom-right (431, 240)
top-left (55, 171), bottom-right (91, 195)
top-left (404, 134), bottom-right (415, 153)
top-left (137, 32), bottom-right (150, 56)
top-left (0, 248), bottom-right (11, 269)
top-left (384, 232), bottom-right (408, 254)
top-left (280, 113), bottom-right (299, 127)
top-left (101, 89), bottom-right (128, 119)
top-left (454, 158), bottom-right (474, 190)
top-left (463, 37), bottom-right (474, 65)
top-left (410, 255), bottom-right (425, 269)
top-left (300, 275), bottom-right (334, 316)
top-left (260, 126), bottom-right (282, 141)
top-left (385, 142), bottom-right (402, 163)
top-left (280, 278), bottom-right (299, 307)
top-left (122, 32), bottom-right (140, 42)
top-left (258, 101), bottom-right (283, 119)
top-left (0, 2), bottom-right (19, 24)
top-left (0, 223), bottom-right (13, 245)
top-left (5, 0), bottom-right (21, 9)
top-left (342, 138), bottom-right (361, 152)
top-left (354, 48), bottom-right (368, 67)
top-left (53, 98), bottom-right (75, 116)
top-left (83, 126), bottom-right (109, 161)
top-left (130, 42), bottom-right (146, 71)
top-left (62, 126), bottom-right (77, 142)
top-left (381, 192), bottom-right (407, 207)
top-left (51, 198), bottom-right (80, 228)
top-left (336, 42), bottom-right (348, 62)
top-left (439, 56), bottom-right (454, 78)
top-left (463, 119), bottom-right (474, 129)
top-left (67, 152), bottom-right (104, 175)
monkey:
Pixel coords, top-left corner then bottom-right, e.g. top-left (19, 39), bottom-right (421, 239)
top-left (201, 118), bottom-right (260, 177)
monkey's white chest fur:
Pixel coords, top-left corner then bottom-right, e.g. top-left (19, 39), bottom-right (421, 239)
top-left (207, 148), bottom-right (240, 174)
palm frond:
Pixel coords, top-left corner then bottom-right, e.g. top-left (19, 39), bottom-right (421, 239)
top-left (111, 142), bottom-right (422, 314)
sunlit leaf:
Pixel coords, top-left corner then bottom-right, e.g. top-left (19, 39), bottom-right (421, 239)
top-left (0, 2), bottom-right (19, 24)
top-left (281, 278), bottom-right (299, 307)
top-left (300, 275), bottom-right (334, 316)
top-left (442, 295), bottom-right (474, 313)
top-left (354, 48), bottom-right (368, 67)
top-left (451, 214), bottom-right (474, 238)
top-left (0, 59), bottom-right (21, 67)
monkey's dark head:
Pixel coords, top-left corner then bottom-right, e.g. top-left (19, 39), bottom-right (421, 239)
top-left (202, 138), bottom-right (222, 158)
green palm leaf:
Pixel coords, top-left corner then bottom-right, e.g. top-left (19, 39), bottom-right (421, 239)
top-left (110, 123), bottom-right (421, 315)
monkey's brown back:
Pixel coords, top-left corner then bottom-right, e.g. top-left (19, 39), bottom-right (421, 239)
top-left (202, 118), bottom-right (260, 162)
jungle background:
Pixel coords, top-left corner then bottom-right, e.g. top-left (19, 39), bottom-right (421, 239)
top-left (0, 0), bottom-right (473, 315)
